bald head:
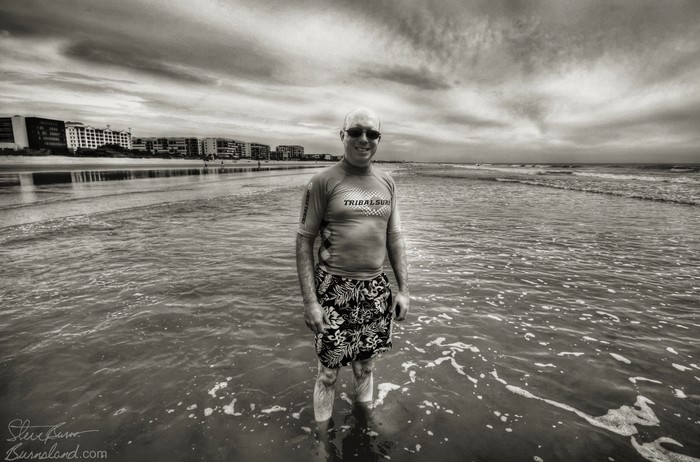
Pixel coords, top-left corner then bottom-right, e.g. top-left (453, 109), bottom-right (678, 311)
top-left (342, 107), bottom-right (381, 131)
top-left (340, 107), bottom-right (382, 168)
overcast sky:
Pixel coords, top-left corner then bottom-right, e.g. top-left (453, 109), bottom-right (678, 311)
top-left (1, 0), bottom-right (699, 163)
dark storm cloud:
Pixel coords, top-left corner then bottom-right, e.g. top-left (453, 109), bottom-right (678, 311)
top-left (64, 40), bottom-right (217, 85)
top-left (0, 4), bottom-right (55, 37)
top-left (0, 0), bottom-right (284, 85)
top-left (327, 0), bottom-right (700, 84)
top-left (438, 112), bottom-right (507, 129)
top-left (364, 65), bottom-right (452, 91)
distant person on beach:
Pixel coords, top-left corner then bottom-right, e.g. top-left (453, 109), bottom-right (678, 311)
top-left (296, 107), bottom-right (410, 437)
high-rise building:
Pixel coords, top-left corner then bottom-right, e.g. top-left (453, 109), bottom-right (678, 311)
top-left (0, 115), bottom-right (68, 154)
top-left (250, 143), bottom-right (271, 160)
top-left (65, 122), bottom-right (132, 151)
top-left (275, 145), bottom-right (304, 160)
top-left (132, 137), bottom-right (202, 158)
top-left (202, 138), bottom-right (247, 159)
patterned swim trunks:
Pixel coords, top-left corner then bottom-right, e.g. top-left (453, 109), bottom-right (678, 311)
top-left (314, 266), bottom-right (393, 369)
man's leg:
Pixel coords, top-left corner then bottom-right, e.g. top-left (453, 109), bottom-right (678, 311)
top-left (314, 361), bottom-right (339, 422)
top-left (350, 357), bottom-right (376, 432)
top-left (312, 362), bottom-right (340, 459)
top-left (351, 357), bottom-right (375, 406)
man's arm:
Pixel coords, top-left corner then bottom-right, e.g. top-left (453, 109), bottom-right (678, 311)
top-left (296, 233), bottom-right (330, 334)
top-left (386, 232), bottom-right (410, 321)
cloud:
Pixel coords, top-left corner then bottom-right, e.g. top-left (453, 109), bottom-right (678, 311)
top-left (1, 0), bottom-right (700, 162)
top-left (437, 112), bottom-right (508, 129)
top-left (0, 0), bottom-right (285, 85)
top-left (363, 65), bottom-right (452, 91)
top-left (63, 40), bottom-right (218, 86)
top-left (559, 100), bottom-right (700, 147)
top-left (502, 94), bottom-right (551, 133)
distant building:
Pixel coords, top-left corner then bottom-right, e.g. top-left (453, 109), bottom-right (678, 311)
top-left (65, 122), bottom-right (132, 152)
top-left (275, 145), bottom-right (304, 160)
top-left (202, 138), bottom-right (247, 159)
top-left (302, 153), bottom-right (335, 161)
top-left (250, 143), bottom-right (271, 160)
top-left (233, 140), bottom-right (247, 158)
top-left (133, 137), bottom-right (201, 158)
top-left (131, 138), bottom-right (156, 154)
top-left (0, 115), bottom-right (68, 154)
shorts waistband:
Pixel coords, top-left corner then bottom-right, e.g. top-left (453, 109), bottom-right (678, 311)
top-left (315, 265), bottom-right (387, 284)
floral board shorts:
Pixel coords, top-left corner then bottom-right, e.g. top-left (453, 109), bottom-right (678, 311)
top-left (314, 266), bottom-right (393, 369)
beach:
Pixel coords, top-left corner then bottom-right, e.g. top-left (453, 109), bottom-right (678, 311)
top-left (0, 155), bottom-right (331, 172)
top-left (0, 162), bottom-right (698, 461)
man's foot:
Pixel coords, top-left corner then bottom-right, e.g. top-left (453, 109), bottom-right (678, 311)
top-left (310, 418), bottom-right (339, 461)
top-left (353, 401), bottom-right (377, 433)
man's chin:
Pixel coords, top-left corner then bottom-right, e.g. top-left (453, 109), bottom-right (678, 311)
top-left (344, 155), bottom-right (371, 167)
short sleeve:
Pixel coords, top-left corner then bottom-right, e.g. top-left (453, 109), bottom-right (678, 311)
top-left (386, 176), bottom-right (402, 235)
top-left (297, 173), bottom-right (327, 238)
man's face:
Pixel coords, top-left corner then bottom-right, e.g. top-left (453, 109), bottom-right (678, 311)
top-left (341, 112), bottom-right (380, 168)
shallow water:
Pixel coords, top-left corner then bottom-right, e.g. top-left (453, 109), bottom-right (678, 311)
top-left (0, 163), bottom-right (698, 461)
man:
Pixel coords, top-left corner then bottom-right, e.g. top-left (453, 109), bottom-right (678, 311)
top-left (296, 107), bottom-right (410, 431)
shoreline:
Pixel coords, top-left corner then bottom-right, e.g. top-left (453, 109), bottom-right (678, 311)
top-left (0, 155), bottom-right (334, 172)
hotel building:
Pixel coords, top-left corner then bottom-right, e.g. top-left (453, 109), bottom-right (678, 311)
top-left (65, 122), bottom-right (132, 152)
top-left (132, 137), bottom-right (202, 158)
top-left (249, 143), bottom-right (271, 160)
top-left (202, 138), bottom-right (248, 159)
top-left (0, 115), bottom-right (68, 154)
top-left (275, 145), bottom-right (304, 160)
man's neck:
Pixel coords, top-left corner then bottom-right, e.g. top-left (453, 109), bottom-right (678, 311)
top-left (341, 156), bottom-right (372, 174)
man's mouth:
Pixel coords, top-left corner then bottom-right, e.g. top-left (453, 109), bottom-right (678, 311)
top-left (355, 147), bottom-right (370, 153)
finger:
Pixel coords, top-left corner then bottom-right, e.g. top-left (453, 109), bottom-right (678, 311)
top-left (395, 303), bottom-right (405, 321)
top-left (306, 317), bottom-right (322, 335)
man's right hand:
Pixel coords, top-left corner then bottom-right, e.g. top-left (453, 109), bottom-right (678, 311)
top-left (304, 302), bottom-right (330, 335)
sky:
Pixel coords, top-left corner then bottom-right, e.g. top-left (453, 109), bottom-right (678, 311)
top-left (1, 0), bottom-right (699, 163)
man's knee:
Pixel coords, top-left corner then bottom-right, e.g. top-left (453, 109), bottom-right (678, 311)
top-left (317, 365), bottom-right (339, 388)
top-left (352, 359), bottom-right (374, 381)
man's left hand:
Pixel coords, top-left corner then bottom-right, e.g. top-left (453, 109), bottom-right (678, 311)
top-left (391, 290), bottom-right (410, 321)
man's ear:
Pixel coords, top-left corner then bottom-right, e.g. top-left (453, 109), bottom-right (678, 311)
top-left (339, 130), bottom-right (345, 141)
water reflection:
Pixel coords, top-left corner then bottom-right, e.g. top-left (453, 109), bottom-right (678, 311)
top-left (0, 165), bottom-right (316, 187)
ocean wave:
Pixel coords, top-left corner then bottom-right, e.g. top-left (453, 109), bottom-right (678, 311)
top-left (494, 178), bottom-right (700, 206)
top-left (572, 171), bottom-right (700, 184)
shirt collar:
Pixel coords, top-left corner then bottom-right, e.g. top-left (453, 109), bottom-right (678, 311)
top-left (340, 157), bottom-right (372, 175)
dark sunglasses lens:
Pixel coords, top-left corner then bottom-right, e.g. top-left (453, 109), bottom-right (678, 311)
top-left (346, 128), bottom-right (380, 139)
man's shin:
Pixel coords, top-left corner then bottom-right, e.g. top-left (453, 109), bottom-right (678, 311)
top-left (354, 370), bottom-right (373, 404)
top-left (314, 365), bottom-right (337, 422)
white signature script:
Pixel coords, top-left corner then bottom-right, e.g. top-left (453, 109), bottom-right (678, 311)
top-left (6, 420), bottom-right (98, 444)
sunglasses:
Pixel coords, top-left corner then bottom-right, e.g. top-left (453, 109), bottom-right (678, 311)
top-left (345, 128), bottom-right (381, 140)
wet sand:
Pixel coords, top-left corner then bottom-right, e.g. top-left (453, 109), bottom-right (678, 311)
top-left (0, 155), bottom-right (332, 172)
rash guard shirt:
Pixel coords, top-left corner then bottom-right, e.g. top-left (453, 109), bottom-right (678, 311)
top-left (298, 158), bottom-right (402, 279)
